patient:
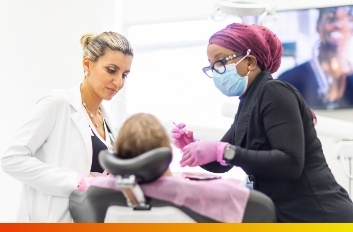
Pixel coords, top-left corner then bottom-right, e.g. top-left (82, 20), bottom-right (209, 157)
top-left (77, 113), bottom-right (250, 222)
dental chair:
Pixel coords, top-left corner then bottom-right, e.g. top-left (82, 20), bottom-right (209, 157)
top-left (69, 147), bottom-right (276, 223)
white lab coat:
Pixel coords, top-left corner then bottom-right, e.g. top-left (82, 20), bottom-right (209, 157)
top-left (1, 85), bottom-right (117, 222)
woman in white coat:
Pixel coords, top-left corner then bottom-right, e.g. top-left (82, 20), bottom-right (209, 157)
top-left (1, 31), bottom-right (134, 222)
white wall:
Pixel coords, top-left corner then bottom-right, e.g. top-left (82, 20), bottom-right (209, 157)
top-left (0, 0), bottom-right (122, 222)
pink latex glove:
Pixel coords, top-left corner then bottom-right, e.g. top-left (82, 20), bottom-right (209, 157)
top-left (77, 174), bottom-right (95, 191)
top-left (180, 141), bottom-right (229, 167)
top-left (77, 172), bottom-right (112, 191)
top-left (310, 109), bottom-right (317, 126)
top-left (171, 123), bottom-right (195, 149)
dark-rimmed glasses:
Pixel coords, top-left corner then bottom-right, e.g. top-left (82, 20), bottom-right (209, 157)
top-left (202, 52), bottom-right (243, 78)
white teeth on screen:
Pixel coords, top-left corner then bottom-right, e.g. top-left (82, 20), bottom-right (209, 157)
top-left (330, 31), bottom-right (343, 39)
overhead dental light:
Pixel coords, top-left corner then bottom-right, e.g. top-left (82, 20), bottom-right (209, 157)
top-left (212, 0), bottom-right (353, 19)
top-left (211, 0), bottom-right (277, 25)
top-left (216, 0), bottom-right (275, 16)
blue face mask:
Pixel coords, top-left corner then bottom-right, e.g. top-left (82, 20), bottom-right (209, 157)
top-left (213, 57), bottom-right (249, 97)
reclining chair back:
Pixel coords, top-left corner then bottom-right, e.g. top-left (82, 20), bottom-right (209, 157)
top-left (69, 147), bottom-right (276, 222)
top-left (70, 147), bottom-right (216, 222)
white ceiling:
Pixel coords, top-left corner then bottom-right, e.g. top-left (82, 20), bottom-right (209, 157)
top-left (273, 0), bottom-right (353, 11)
top-left (121, 0), bottom-right (353, 25)
top-left (121, 0), bottom-right (214, 26)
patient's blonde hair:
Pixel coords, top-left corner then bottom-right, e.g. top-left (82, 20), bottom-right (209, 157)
top-left (114, 113), bottom-right (171, 158)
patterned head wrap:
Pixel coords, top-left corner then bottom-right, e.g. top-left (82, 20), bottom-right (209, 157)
top-left (209, 23), bottom-right (283, 73)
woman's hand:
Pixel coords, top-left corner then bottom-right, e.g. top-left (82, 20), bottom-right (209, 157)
top-left (171, 123), bottom-right (195, 149)
top-left (180, 141), bottom-right (229, 167)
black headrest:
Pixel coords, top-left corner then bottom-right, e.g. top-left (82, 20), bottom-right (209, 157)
top-left (98, 147), bottom-right (172, 184)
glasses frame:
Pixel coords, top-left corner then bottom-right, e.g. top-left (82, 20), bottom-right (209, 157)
top-left (202, 52), bottom-right (244, 78)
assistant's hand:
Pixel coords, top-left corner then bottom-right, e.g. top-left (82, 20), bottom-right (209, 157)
top-left (180, 141), bottom-right (229, 167)
top-left (77, 174), bottom-right (95, 191)
top-left (171, 123), bottom-right (195, 149)
top-left (77, 172), bottom-right (114, 191)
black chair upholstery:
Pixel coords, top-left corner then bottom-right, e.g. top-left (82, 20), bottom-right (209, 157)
top-left (242, 189), bottom-right (276, 222)
top-left (98, 147), bottom-right (172, 184)
top-left (69, 186), bottom-right (217, 222)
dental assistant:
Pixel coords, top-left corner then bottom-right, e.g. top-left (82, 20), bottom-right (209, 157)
top-left (1, 31), bottom-right (134, 222)
top-left (172, 23), bottom-right (353, 222)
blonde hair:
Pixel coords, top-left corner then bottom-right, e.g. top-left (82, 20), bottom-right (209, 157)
top-left (115, 113), bottom-right (171, 159)
top-left (80, 31), bottom-right (133, 61)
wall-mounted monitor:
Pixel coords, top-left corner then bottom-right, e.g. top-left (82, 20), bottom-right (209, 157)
top-left (272, 5), bottom-right (353, 110)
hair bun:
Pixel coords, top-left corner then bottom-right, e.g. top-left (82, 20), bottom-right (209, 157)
top-left (80, 33), bottom-right (97, 49)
